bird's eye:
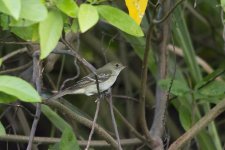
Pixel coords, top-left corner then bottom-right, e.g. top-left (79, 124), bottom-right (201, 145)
top-left (115, 64), bottom-right (119, 67)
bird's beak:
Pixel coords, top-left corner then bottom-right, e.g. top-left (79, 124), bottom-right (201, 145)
top-left (122, 65), bottom-right (126, 70)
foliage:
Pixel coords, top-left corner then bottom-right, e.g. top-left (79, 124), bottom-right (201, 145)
top-left (0, 75), bottom-right (41, 103)
top-left (0, 0), bottom-right (143, 60)
top-left (78, 4), bottom-right (99, 33)
top-left (125, 0), bottom-right (147, 25)
top-left (0, 0), bottom-right (225, 150)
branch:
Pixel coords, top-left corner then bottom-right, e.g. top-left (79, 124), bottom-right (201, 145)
top-left (85, 99), bottom-right (101, 150)
top-left (1, 47), bottom-right (27, 62)
top-left (138, 24), bottom-right (154, 140)
top-left (153, 0), bottom-right (185, 24)
top-left (112, 95), bottom-right (139, 103)
top-left (0, 62), bottom-right (32, 74)
top-left (107, 90), bottom-right (122, 150)
top-left (42, 100), bottom-right (118, 149)
top-left (60, 39), bottom-right (96, 72)
top-left (26, 51), bottom-right (42, 150)
top-left (148, 1), bottom-right (172, 149)
top-left (0, 41), bottom-right (38, 45)
top-left (0, 134), bottom-right (142, 147)
top-left (167, 44), bottom-right (223, 80)
top-left (168, 98), bottom-right (225, 150)
top-left (111, 102), bottom-right (152, 148)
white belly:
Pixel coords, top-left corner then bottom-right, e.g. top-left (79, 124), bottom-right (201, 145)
top-left (84, 76), bottom-right (117, 96)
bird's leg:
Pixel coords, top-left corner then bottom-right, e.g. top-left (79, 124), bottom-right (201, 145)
top-left (103, 90), bottom-right (111, 97)
top-left (95, 92), bottom-right (107, 102)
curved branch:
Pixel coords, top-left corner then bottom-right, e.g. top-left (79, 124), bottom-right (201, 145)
top-left (0, 62), bottom-right (32, 74)
top-left (168, 98), bottom-right (225, 150)
top-left (153, 0), bottom-right (185, 24)
top-left (167, 44), bottom-right (223, 80)
top-left (1, 47), bottom-right (28, 62)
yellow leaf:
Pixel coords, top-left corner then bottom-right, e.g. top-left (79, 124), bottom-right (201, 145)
top-left (125, 0), bottom-right (147, 25)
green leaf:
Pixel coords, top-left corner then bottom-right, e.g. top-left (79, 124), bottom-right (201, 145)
top-left (96, 5), bottom-right (144, 37)
top-left (158, 79), bottom-right (190, 97)
top-left (11, 24), bottom-right (38, 41)
top-left (71, 19), bottom-right (79, 33)
top-left (172, 6), bottom-right (202, 82)
top-left (194, 69), bottom-right (225, 103)
top-left (39, 10), bottom-right (63, 59)
top-left (172, 6), bottom-right (222, 150)
top-left (195, 68), bottom-right (225, 90)
top-left (20, 0), bottom-right (48, 22)
top-left (0, 75), bottom-right (41, 102)
top-left (195, 94), bottom-right (223, 104)
top-left (178, 104), bottom-right (192, 130)
top-left (41, 105), bottom-right (70, 131)
top-left (0, 92), bottom-right (17, 103)
top-left (78, 4), bottom-right (99, 33)
top-left (0, 122), bottom-right (6, 136)
top-left (59, 127), bottom-right (80, 150)
top-left (197, 132), bottom-right (217, 150)
top-left (0, 14), bottom-right (10, 30)
top-left (10, 18), bottom-right (36, 27)
top-left (221, 0), bottom-right (225, 12)
top-left (0, 0), bottom-right (21, 20)
top-left (198, 81), bottom-right (225, 97)
top-left (54, 0), bottom-right (78, 18)
top-left (41, 105), bottom-right (80, 150)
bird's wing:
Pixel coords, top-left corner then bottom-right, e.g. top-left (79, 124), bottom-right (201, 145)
top-left (47, 70), bottom-right (112, 100)
top-left (67, 70), bottom-right (112, 90)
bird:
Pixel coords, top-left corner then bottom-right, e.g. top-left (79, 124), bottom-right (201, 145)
top-left (47, 61), bottom-right (125, 101)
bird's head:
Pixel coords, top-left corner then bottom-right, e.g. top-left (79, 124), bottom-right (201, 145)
top-left (100, 61), bottom-right (125, 76)
top-left (107, 61), bottom-right (126, 72)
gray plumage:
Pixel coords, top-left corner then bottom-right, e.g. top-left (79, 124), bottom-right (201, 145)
top-left (47, 61), bottom-right (125, 101)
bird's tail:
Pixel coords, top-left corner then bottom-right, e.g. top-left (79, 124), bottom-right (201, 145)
top-left (47, 90), bottom-right (72, 101)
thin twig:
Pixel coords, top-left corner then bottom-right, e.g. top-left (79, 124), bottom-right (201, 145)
top-left (108, 90), bottom-right (122, 150)
top-left (59, 35), bottom-right (81, 91)
top-left (56, 55), bottom-right (65, 89)
top-left (168, 98), bottom-right (225, 150)
top-left (1, 47), bottom-right (28, 62)
top-left (0, 134), bottom-right (142, 147)
top-left (167, 44), bottom-right (223, 80)
top-left (60, 59), bottom-right (80, 91)
top-left (26, 51), bottom-right (42, 150)
top-left (184, 2), bottom-right (210, 27)
top-left (166, 34), bottom-right (177, 104)
top-left (0, 41), bottom-right (38, 45)
top-left (0, 61), bottom-right (32, 74)
top-left (45, 74), bottom-right (57, 90)
top-left (60, 39), bottom-right (96, 72)
top-left (85, 99), bottom-right (101, 150)
top-left (111, 102), bottom-right (152, 148)
top-left (153, 0), bottom-right (185, 24)
top-left (0, 103), bottom-right (36, 118)
top-left (112, 95), bottom-right (139, 103)
top-left (0, 106), bottom-right (12, 119)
